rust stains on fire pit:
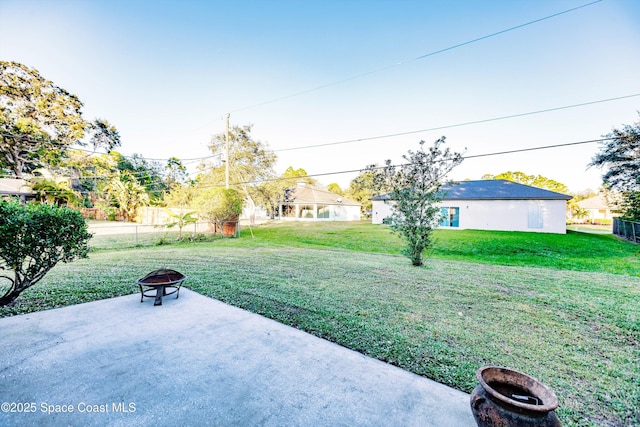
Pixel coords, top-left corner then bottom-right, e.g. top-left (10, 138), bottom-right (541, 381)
top-left (470, 366), bottom-right (561, 426)
top-left (137, 269), bottom-right (187, 306)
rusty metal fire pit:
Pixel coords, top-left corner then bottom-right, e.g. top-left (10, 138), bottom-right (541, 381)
top-left (470, 366), bottom-right (561, 426)
top-left (137, 268), bottom-right (187, 306)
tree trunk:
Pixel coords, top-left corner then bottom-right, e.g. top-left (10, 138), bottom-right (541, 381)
top-left (239, 184), bottom-right (257, 225)
top-left (0, 276), bottom-right (29, 307)
top-left (0, 290), bottom-right (21, 307)
top-left (245, 195), bottom-right (256, 225)
top-left (7, 145), bottom-right (24, 178)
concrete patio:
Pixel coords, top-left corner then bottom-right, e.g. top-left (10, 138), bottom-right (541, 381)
top-left (0, 289), bottom-right (475, 426)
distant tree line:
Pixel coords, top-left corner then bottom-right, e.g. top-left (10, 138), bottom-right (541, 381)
top-left (3, 60), bottom-right (637, 224)
top-left (0, 61), bottom-right (373, 225)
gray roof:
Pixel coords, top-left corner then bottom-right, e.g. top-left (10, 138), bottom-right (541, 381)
top-left (372, 180), bottom-right (572, 201)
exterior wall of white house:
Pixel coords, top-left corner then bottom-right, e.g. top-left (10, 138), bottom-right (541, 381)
top-left (575, 195), bottom-right (618, 223)
top-left (372, 199), bottom-right (568, 234)
top-left (583, 208), bottom-right (616, 223)
top-left (281, 203), bottom-right (361, 221)
top-left (330, 204), bottom-right (361, 221)
top-left (371, 200), bottom-right (395, 224)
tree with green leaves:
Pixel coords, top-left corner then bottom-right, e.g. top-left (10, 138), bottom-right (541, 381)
top-left (345, 169), bottom-right (378, 213)
top-left (60, 150), bottom-right (163, 210)
top-left (30, 178), bottom-right (82, 207)
top-left (279, 166), bottom-right (317, 187)
top-left (102, 172), bottom-right (150, 221)
top-left (326, 183), bottom-right (344, 195)
top-left (205, 124), bottom-right (276, 223)
top-left (112, 152), bottom-right (167, 202)
top-left (166, 157), bottom-right (189, 188)
top-left (566, 188), bottom-right (598, 222)
top-left (589, 116), bottom-right (640, 220)
top-left (194, 187), bottom-right (243, 235)
top-left (0, 61), bottom-right (120, 178)
top-left (56, 148), bottom-right (114, 207)
top-left (163, 209), bottom-right (197, 240)
top-left (0, 199), bottom-right (92, 306)
top-left (481, 171), bottom-right (570, 194)
top-left (370, 137), bottom-right (463, 266)
top-left (253, 166), bottom-right (318, 219)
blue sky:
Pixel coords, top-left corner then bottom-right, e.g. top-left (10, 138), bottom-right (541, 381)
top-left (1, 0), bottom-right (639, 192)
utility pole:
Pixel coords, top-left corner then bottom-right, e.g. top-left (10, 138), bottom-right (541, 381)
top-left (225, 113), bottom-right (230, 189)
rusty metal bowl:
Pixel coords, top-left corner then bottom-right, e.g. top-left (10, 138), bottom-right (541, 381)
top-left (136, 269), bottom-right (187, 305)
top-left (136, 269), bottom-right (187, 286)
top-left (471, 366), bottom-right (561, 426)
top-left (476, 366), bottom-right (559, 412)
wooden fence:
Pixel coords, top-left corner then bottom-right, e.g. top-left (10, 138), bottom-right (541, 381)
top-left (613, 218), bottom-right (640, 243)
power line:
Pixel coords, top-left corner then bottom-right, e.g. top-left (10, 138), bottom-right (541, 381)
top-left (67, 146), bottom-right (219, 163)
top-left (463, 138), bottom-right (608, 160)
top-left (22, 136), bottom-right (611, 196)
top-left (274, 93), bottom-right (640, 152)
top-left (208, 137), bottom-right (612, 187)
top-left (413, 0), bottom-right (602, 61)
top-left (65, 90), bottom-right (636, 163)
top-left (229, 0), bottom-right (603, 114)
top-left (58, 0), bottom-right (601, 161)
top-left (58, 89), bottom-right (640, 164)
top-left (64, 90), bottom-right (640, 168)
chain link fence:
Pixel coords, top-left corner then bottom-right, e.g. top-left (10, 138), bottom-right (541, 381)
top-left (87, 221), bottom-right (238, 250)
top-left (613, 218), bottom-right (639, 243)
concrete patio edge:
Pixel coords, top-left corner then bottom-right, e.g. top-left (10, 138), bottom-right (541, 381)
top-left (0, 288), bottom-right (475, 426)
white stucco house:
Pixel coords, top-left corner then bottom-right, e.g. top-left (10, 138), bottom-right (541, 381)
top-left (371, 180), bottom-right (572, 234)
top-left (279, 182), bottom-right (361, 221)
top-left (0, 178), bottom-right (35, 202)
top-left (576, 194), bottom-right (619, 223)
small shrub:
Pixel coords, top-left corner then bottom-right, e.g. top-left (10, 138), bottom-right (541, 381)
top-left (593, 219), bottom-right (613, 225)
top-left (0, 200), bottom-right (92, 306)
top-left (195, 188), bottom-right (244, 233)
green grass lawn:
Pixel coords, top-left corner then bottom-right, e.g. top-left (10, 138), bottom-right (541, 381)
top-left (1, 221), bottom-right (638, 426)
top-left (237, 221), bottom-right (639, 275)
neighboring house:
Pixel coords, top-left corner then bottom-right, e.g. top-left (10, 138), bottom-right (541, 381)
top-left (371, 179), bottom-right (572, 234)
top-left (0, 178), bottom-right (35, 202)
top-left (576, 194), bottom-right (619, 223)
top-left (279, 182), bottom-right (361, 221)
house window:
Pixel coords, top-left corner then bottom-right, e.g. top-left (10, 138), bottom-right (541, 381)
top-left (528, 202), bottom-right (543, 229)
top-left (298, 205), bottom-right (315, 218)
top-left (282, 205), bottom-right (296, 218)
top-left (317, 205), bottom-right (330, 218)
top-left (440, 207), bottom-right (459, 227)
